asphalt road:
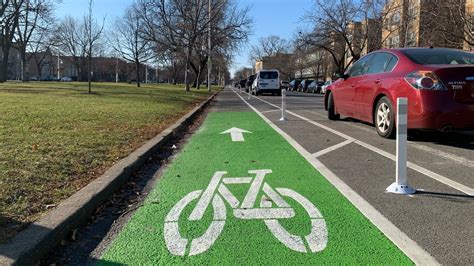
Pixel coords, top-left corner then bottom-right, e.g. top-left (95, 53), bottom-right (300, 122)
top-left (221, 87), bottom-right (473, 265)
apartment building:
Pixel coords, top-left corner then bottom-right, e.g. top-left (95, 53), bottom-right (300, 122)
top-left (382, 0), bottom-right (465, 49)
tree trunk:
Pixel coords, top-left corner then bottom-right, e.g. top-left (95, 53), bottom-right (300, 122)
top-left (184, 46), bottom-right (192, 92)
top-left (1, 47), bottom-right (11, 82)
top-left (136, 60), bottom-right (141, 87)
top-left (21, 47), bottom-right (27, 81)
top-left (196, 63), bottom-right (201, 89)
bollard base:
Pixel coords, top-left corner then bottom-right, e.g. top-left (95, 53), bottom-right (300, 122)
top-left (386, 182), bottom-right (416, 195)
top-left (279, 117), bottom-right (287, 121)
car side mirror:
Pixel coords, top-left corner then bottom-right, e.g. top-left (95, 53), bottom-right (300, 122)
top-left (336, 72), bottom-right (349, 80)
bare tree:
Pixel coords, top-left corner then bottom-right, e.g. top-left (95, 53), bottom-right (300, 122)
top-left (138, 0), bottom-right (251, 91)
top-left (300, 0), bottom-right (402, 75)
top-left (14, 0), bottom-right (55, 81)
top-left (85, 0), bottom-right (105, 93)
top-left (249, 35), bottom-right (294, 79)
top-left (190, 0), bottom-right (251, 89)
top-left (250, 35), bottom-right (290, 62)
top-left (1, 0), bottom-right (24, 82)
top-left (422, 0), bottom-right (468, 49)
top-left (110, 4), bottom-right (151, 87)
top-left (54, 16), bottom-right (88, 81)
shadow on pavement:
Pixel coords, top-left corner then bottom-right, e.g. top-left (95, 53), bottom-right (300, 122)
top-left (415, 190), bottom-right (474, 202)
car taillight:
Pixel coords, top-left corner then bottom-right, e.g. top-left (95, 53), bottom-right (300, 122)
top-left (404, 71), bottom-right (446, 90)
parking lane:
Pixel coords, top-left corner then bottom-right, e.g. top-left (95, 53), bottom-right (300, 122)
top-left (258, 92), bottom-right (474, 189)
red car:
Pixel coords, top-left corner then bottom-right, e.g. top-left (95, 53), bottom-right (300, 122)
top-left (325, 47), bottom-right (474, 138)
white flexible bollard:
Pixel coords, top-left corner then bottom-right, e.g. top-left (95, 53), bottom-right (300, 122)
top-left (280, 89), bottom-right (287, 121)
top-left (386, 98), bottom-right (415, 195)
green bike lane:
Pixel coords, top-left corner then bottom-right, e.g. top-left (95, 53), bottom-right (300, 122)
top-left (99, 104), bottom-right (411, 264)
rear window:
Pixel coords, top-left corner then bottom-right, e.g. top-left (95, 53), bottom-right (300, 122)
top-left (259, 71), bottom-right (278, 79)
top-left (401, 49), bottom-right (474, 65)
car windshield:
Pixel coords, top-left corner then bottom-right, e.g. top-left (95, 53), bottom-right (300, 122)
top-left (260, 71), bottom-right (278, 79)
top-left (401, 49), bottom-right (474, 65)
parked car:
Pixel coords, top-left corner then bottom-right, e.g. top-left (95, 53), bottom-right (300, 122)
top-left (299, 79), bottom-right (313, 92)
top-left (60, 76), bottom-right (72, 82)
top-left (325, 47), bottom-right (474, 138)
top-left (321, 80), bottom-right (333, 94)
top-left (280, 80), bottom-right (289, 90)
top-left (245, 74), bottom-right (255, 92)
top-left (307, 80), bottom-right (318, 93)
top-left (289, 79), bottom-right (301, 91)
top-left (251, 69), bottom-right (281, 96)
top-left (239, 79), bottom-right (247, 89)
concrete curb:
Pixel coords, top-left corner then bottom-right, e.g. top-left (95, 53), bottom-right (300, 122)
top-left (0, 90), bottom-right (220, 265)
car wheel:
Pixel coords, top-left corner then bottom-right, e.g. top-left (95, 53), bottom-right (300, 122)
top-left (375, 97), bottom-right (395, 138)
top-left (327, 92), bottom-right (340, 120)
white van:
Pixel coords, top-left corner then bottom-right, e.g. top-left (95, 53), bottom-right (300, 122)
top-left (251, 69), bottom-right (281, 96)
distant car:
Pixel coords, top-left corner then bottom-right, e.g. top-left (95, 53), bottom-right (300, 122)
top-left (280, 80), bottom-right (289, 90)
top-left (239, 79), bottom-right (247, 89)
top-left (60, 76), bottom-right (72, 82)
top-left (299, 79), bottom-right (313, 92)
top-left (29, 76), bottom-right (39, 81)
top-left (246, 74), bottom-right (255, 92)
top-left (321, 80), bottom-right (333, 94)
top-left (289, 79), bottom-right (301, 91)
top-left (307, 81), bottom-right (318, 93)
top-left (325, 47), bottom-right (474, 138)
top-left (251, 69), bottom-right (281, 96)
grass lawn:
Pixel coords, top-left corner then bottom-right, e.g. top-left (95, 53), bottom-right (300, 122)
top-left (0, 81), bottom-right (218, 243)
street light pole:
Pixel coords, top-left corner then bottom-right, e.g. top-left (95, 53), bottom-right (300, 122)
top-left (57, 54), bottom-right (60, 80)
top-left (207, 0), bottom-right (211, 91)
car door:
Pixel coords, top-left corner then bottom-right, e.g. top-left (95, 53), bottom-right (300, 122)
top-left (354, 53), bottom-right (398, 122)
top-left (335, 54), bottom-right (373, 116)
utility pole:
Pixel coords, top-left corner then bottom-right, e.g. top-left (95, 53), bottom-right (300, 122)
top-left (207, 0), bottom-right (211, 91)
top-left (57, 54), bottom-right (60, 80)
top-left (115, 57), bottom-right (118, 83)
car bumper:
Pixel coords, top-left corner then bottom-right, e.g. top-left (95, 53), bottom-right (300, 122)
top-left (408, 92), bottom-right (474, 130)
top-left (256, 88), bottom-right (281, 94)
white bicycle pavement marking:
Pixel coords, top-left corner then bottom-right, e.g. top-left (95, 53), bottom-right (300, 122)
top-left (164, 169), bottom-right (329, 256)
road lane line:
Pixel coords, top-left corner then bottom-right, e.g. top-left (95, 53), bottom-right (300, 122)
top-left (249, 92), bottom-right (474, 196)
top-left (408, 142), bottom-right (474, 168)
top-left (260, 110), bottom-right (280, 114)
top-left (307, 110), bottom-right (474, 168)
top-left (233, 89), bottom-right (439, 265)
top-left (312, 139), bottom-right (354, 158)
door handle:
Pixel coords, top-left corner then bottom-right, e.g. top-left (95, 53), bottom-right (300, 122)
top-left (374, 79), bottom-right (381, 84)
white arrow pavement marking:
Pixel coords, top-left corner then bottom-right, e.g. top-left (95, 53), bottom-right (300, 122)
top-left (220, 127), bottom-right (252, 142)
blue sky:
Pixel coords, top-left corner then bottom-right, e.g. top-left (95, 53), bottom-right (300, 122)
top-left (55, 0), bottom-right (314, 75)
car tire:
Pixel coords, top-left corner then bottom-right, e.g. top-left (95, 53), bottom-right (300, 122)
top-left (374, 97), bottom-right (395, 139)
top-left (327, 92), bottom-right (340, 120)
